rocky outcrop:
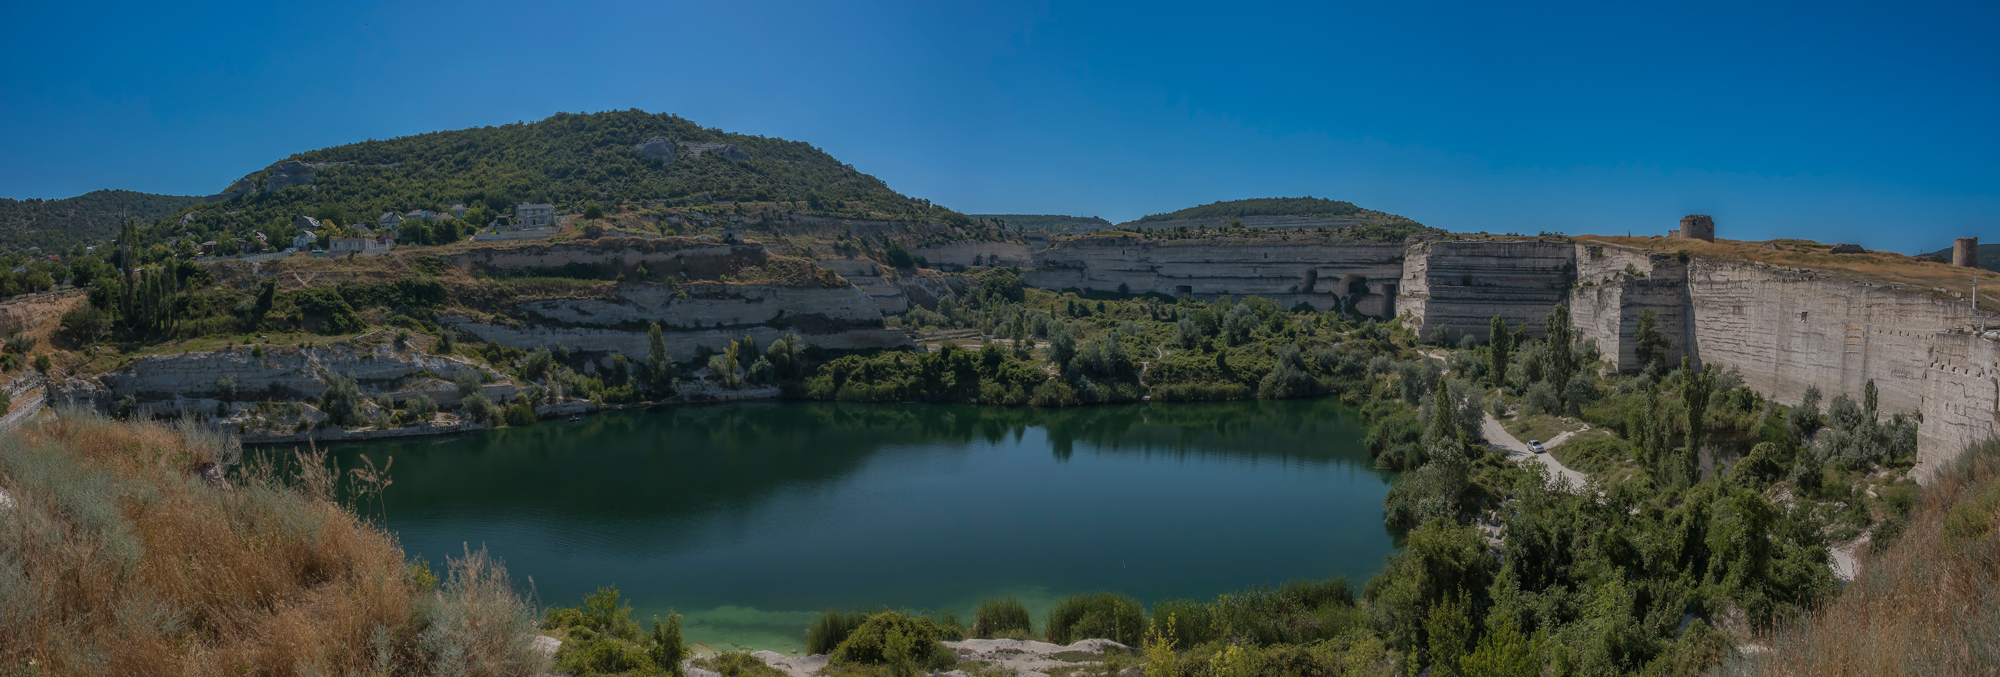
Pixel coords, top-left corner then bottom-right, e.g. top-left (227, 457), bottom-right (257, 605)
top-left (1922, 331), bottom-right (2000, 473)
top-left (49, 339), bottom-right (515, 423)
top-left (683, 142), bottom-right (749, 161)
top-left (1398, 240), bottom-right (1574, 341)
top-left (1024, 233), bottom-right (1403, 315)
top-left (813, 257), bottom-right (957, 315)
top-left (264, 161), bottom-right (315, 193)
top-left (635, 136), bottom-right (676, 163)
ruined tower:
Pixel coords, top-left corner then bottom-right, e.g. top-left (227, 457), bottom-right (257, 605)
top-left (1954, 237), bottom-right (1980, 268)
top-left (1669, 215), bottom-right (1715, 242)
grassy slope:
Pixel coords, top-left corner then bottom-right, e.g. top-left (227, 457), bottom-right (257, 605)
top-left (0, 410), bottom-right (545, 675)
top-left (1721, 438), bottom-right (2000, 675)
top-left (0, 189), bottom-right (203, 252)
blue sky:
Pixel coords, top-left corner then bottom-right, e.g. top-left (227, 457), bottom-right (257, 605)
top-left (3, 0), bottom-right (1994, 252)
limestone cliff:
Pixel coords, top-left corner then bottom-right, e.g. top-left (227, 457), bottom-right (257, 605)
top-left (1023, 233), bottom-right (1403, 316)
top-left (1398, 240), bottom-right (1574, 341)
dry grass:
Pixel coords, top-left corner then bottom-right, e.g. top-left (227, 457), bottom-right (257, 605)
top-left (0, 409), bottom-right (546, 676)
top-left (1582, 235), bottom-right (1998, 313)
top-left (1718, 438), bottom-right (2000, 676)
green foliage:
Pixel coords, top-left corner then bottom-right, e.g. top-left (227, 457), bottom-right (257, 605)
top-left (0, 189), bottom-right (202, 252)
top-left (460, 393), bottom-right (501, 424)
top-left (827, 611), bottom-right (959, 674)
top-left (809, 609), bottom-right (875, 656)
top-left (290, 288), bottom-right (367, 335)
top-left (1046, 592), bottom-right (1146, 646)
top-left (649, 612), bottom-right (687, 677)
top-left (504, 400), bottom-right (537, 427)
top-left (971, 597), bottom-right (1033, 639)
top-left (1364, 519), bottom-right (1497, 656)
top-left (320, 372), bottom-right (363, 427)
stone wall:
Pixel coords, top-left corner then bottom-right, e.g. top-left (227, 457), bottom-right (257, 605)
top-left (1400, 240), bottom-right (1575, 341)
top-left (1024, 234), bottom-right (1404, 315)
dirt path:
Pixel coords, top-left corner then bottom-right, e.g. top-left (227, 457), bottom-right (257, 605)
top-left (1483, 412), bottom-right (1589, 491)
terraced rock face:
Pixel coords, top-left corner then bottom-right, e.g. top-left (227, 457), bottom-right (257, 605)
top-left (1022, 233), bottom-right (1404, 315)
top-left (1398, 240), bottom-right (1575, 341)
top-left (447, 282), bottom-right (908, 360)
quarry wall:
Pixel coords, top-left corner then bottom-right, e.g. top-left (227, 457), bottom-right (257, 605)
top-left (1023, 234), bottom-right (1404, 316)
top-left (1398, 240), bottom-right (1574, 341)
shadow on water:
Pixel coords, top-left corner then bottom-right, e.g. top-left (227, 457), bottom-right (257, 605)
top-left (267, 398), bottom-right (1399, 654)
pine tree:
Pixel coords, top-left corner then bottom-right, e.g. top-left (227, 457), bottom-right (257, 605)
top-left (1488, 315), bottom-right (1511, 389)
top-left (1681, 356), bottom-right (1716, 485)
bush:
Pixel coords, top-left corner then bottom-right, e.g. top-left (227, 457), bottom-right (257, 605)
top-left (1046, 592), bottom-right (1146, 646)
top-left (504, 401), bottom-right (538, 427)
top-left (971, 597), bottom-right (1033, 639)
top-left (462, 393), bottom-right (502, 424)
top-left (828, 611), bottom-right (958, 672)
top-left (1030, 379), bottom-right (1078, 407)
top-left (808, 609), bottom-right (874, 656)
top-left (56, 305), bottom-right (110, 346)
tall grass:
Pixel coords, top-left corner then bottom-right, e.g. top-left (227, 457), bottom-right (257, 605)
top-left (1046, 592), bottom-right (1146, 646)
top-left (1719, 438), bottom-right (2000, 676)
top-left (0, 408), bottom-right (545, 675)
top-left (807, 608), bottom-right (875, 655)
top-left (971, 596), bottom-right (1033, 639)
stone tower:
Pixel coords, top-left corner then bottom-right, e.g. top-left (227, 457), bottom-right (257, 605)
top-left (1669, 215), bottom-right (1715, 242)
top-left (1955, 237), bottom-right (1980, 268)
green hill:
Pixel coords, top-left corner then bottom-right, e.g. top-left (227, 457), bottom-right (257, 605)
top-left (0, 189), bottom-right (203, 253)
top-left (1134, 196), bottom-right (1373, 223)
top-left (969, 214), bottom-right (1111, 233)
top-left (1130, 196), bottom-right (1439, 242)
top-left (147, 109), bottom-right (972, 247)
top-left (1921, 243), bottom-right (2000, 272)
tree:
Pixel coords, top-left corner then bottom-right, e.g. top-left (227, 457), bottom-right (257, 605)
top-left (1634, 308), bottom-right (1670, 371)
top-left (1544, 304), bottom-right (1574, 392)
top-left (649, 612), bottom-right (687, 677)
top-left (1488, 315), bottom-right (1511, 389)
top-left (582, 202), bottom-right (605, 220)
top-left (1682, 356), bottom-right (1716, 486)
top-left (645, 323), bottom-right (675, 395)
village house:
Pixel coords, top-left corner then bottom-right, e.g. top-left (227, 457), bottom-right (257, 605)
top-left (379, 212), bottom-right (405, 229)
top-left (328, 224), bottom-right (396, 256)
top-left (516, 203), bottom-right (555, 229)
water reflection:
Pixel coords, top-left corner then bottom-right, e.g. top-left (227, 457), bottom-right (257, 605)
top-left (284, 398), bottom-right (1397, 653)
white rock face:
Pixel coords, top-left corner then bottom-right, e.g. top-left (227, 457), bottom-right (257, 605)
top-left (519, 283), bottom-right (883, 329)
top-left (1399, 240), bottom-right (1574, 341)
top-left (1570, 242), bottom-right (1691, 371)
top-left (445, 318), bottom-right (907, 361)
top-left (913, 240), bottom-right (1033, 268)
top-left (1024, 233), bottom-right (1404, 314)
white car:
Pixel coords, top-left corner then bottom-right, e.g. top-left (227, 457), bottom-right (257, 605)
top-left (1528, 440), bottom-right (1545, 454)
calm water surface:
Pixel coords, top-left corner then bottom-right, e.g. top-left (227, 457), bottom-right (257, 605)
top-left (306, 399), bottom-right (1397, 653)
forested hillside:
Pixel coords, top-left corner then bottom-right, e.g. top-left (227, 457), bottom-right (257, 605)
top-left (0, 189), bottom-right (202, 252)
top-left (144, 109), bottom-right (973, 249)
top-left (1135, 196), bottom-right (1373, 222)
top-left (969, 213), bottom-right (1111, 233)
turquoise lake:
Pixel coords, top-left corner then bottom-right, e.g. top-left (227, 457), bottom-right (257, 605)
top-left (308, 398), bottom-right (1399, 653)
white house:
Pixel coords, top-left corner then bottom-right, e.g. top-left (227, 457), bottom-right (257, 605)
top-left (328, 225), bottom-right (395, 255)
top-left (379, 212), bottom-right (405, 229)
top-left (292, 231), bottom-right (319, 250)
top-left (516, 203), bottom-right (555, 229)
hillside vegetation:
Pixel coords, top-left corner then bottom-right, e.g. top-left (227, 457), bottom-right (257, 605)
top-left (144, 110), bottom-right (973, 253)
top-left (1721, 438), bottom-right (2000, 675)
top-left (1135, 196), bottom-right (1374, 222)
top-left (0, 189), bottom-right (203, 252)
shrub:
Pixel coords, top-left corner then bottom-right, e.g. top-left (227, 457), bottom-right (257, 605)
top-left (808, 609), bottom-right (874, 655)
top-left (461, 393), bottom-right (502, 424)
top-left (1030, 379), bottom-right (1078, 407)
top-left (972, 597), bottom-right (1033, 639)
top-left (828, 611), bottom-right (958, 672)
top-left (1046, 592), bottom-right (1146, 646)
top-left (649, 612), bottom-right (687, 677)
top-left (504, 401), bottom-right (537, 427)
